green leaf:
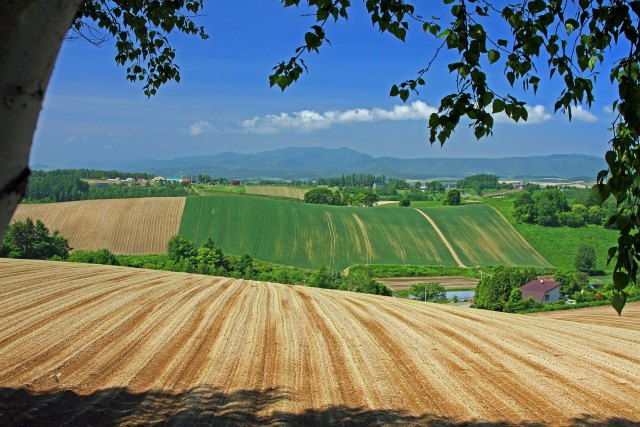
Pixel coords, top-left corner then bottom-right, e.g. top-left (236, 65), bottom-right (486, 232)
top-left (611, 291), bottom-right (627, 316)
top-left (565, 19), bottom-right (579, 35)
top-left (304, 32), bottom-right (322, 49)
top-left (613, 271), bottom-right (629, 291)
top-left (488, 49), bottom-right (500, 65)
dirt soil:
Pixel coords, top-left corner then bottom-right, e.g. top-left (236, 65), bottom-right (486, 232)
top-left (529, 302), bottom-right (640, 330)
top-left (375, 276), bottom-right (479, 291)
top-left (1, 258), bottom-right (639, 426)
top-left (11, 198), bottom-right (185, 254)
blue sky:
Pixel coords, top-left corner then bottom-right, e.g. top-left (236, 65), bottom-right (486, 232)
top-left (32, 1), bottom-right (618, 166)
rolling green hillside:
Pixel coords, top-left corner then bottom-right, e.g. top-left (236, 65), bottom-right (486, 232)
top-left (420, 205), bottom-right (552, 268)
top-left (179, 195), bottom-right (456, 269)
top-left (179, 195), bottom-right (550, 270)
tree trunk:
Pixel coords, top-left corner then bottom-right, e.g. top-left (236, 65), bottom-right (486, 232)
top-left (0, 0), bottom-right (82, 242)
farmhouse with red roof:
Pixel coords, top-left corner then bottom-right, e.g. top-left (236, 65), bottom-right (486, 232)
top-left (521, 279), bottom-right (562, 304)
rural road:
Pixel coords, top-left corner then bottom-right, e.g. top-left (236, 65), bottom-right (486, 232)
top-left (414, 209), bottom-right (467, 268)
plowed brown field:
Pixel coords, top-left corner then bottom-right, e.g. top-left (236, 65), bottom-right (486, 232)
top-left (1, 259), bottom-right (639, 426)
top-left (375, 276), bottom-right (479, 291)
top-left (529, 302), bottom-right (640, 330)
top-left (11, 198), bottom-right (185, 254)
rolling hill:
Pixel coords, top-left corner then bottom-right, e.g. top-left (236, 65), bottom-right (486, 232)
top-left (55, 147), bottom-right (606, 180)
top-left (179, 194), bottom-right (550, 269)
top-left (11, 198), bottom-right (185, 254)
top-left (0, 259), bottom-right (638, 425)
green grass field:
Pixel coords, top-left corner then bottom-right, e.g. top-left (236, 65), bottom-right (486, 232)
top-left (420, 205), bottom-right (552, 268)
top-left (179, 194), bottom-right (457, 270)
top-left (179, 194), bottom-right (551, 270)
top-left (485, 197), bottom-right (618, 272)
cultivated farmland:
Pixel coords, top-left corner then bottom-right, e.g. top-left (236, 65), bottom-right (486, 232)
top-left (375, 276), bottom-right (479, 291)
top-left (0, 259), bottom-right (639, 425)
top-left (179, 194), bottom-right (457, 269)
top-left (179, 195), bottom-right (550, 270)
top-left (245, 185), bottom-right (308, 200)
top-left (420, 205), bottom-right (552, 267)
top-left (11, 198), bottom-right (185, 254)
top-left (529, 302), bottom-right (640, 330)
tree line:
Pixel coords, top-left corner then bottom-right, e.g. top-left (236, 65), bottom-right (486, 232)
top-left (1, 219), bottom-right (391, 297)
top-left (24, 169), bottom-right (189, 203)
top-left (474, 266), bottom-right (639, 314)
top-left (303, 188), bottom-right (380, 207)
top-left (513, 186), bottom-right (616, 228)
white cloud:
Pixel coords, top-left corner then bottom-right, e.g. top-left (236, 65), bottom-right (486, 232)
top-left (240, 101), bottom-right (438, 134)
top-left (569, 105), bottom-right (598, 123)
top-left (185, 120), bottom-right (216, 136)
top-left (603, 105), bottom-right (613, 114)
top-left (493, 105), bottom-right (552, 125)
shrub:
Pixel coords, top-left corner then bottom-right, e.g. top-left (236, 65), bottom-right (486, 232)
top-left (68, 248), bottom-right (118, 265)
top-left (575, 244), bottom-right (596, 273)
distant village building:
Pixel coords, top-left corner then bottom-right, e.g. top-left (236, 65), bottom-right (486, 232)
top-left (151, 176), bottom-right (166, 183)
top-left (372, 182), bottom-right (384, 190)
top-left (166, 177), bottom-right (183, 183)
top-left (231, 179), bottom-right (241, 186)
top-left (521, 279), bottom-right (562, 303)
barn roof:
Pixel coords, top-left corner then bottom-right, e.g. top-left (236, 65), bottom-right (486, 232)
top-left (521, 279), bottom-right (562, 302)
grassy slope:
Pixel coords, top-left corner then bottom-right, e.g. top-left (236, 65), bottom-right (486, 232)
top-left (485, 197), bottom-right (618, 272)
top-left (420, 204), bottom-right (552, 267)
top-left (179, 194), bottom-right (554, 270)
top-left (179, 194), bottom-right (457, 270)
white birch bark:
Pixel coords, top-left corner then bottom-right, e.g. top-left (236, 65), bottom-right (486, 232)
top-left (0, 0), bottom-right (82, 242)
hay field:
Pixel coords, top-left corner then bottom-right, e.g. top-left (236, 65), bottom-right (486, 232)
top-left (179, 195), bottom-right (456, 269)
top-left (245, 185), bottom-right (308, 200)
top-left (0, 259), bottom-right (639, 425)
top-left (12, 198), bottom-right (185, 254)
top-left (529, 302), bottom-right (640, 330)
top-left (421, 205), bottom-right (552, 267)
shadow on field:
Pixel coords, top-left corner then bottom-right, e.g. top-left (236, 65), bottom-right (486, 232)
top-left (0, 386), bottom-right (636, 426)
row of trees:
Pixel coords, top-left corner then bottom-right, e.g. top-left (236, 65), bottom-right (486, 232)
top-left (67, 235), bottom-right (393, 296)
top-left (316, 173), bottom-right (387, 188)
top-left (456, 174), bottom-right (505, 193)
top-left (407, 283), bottom-right (447, 302)
top-left (474, 264), bottom-right (637, 313)
top-left (513, 187), bottom-right (615, 227)
top-left (24, 169), bottom-right (189, 203)
top-left (306, 267), bottom-right (391, 295)
top-left (303, 188), bottom-right (379, 207)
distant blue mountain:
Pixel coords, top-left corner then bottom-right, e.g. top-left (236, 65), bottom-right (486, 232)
top-left (52, 147), bottom-right (606, 180)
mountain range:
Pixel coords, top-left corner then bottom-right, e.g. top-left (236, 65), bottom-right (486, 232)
top-left (43, 147), bottom-right (606, 180)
